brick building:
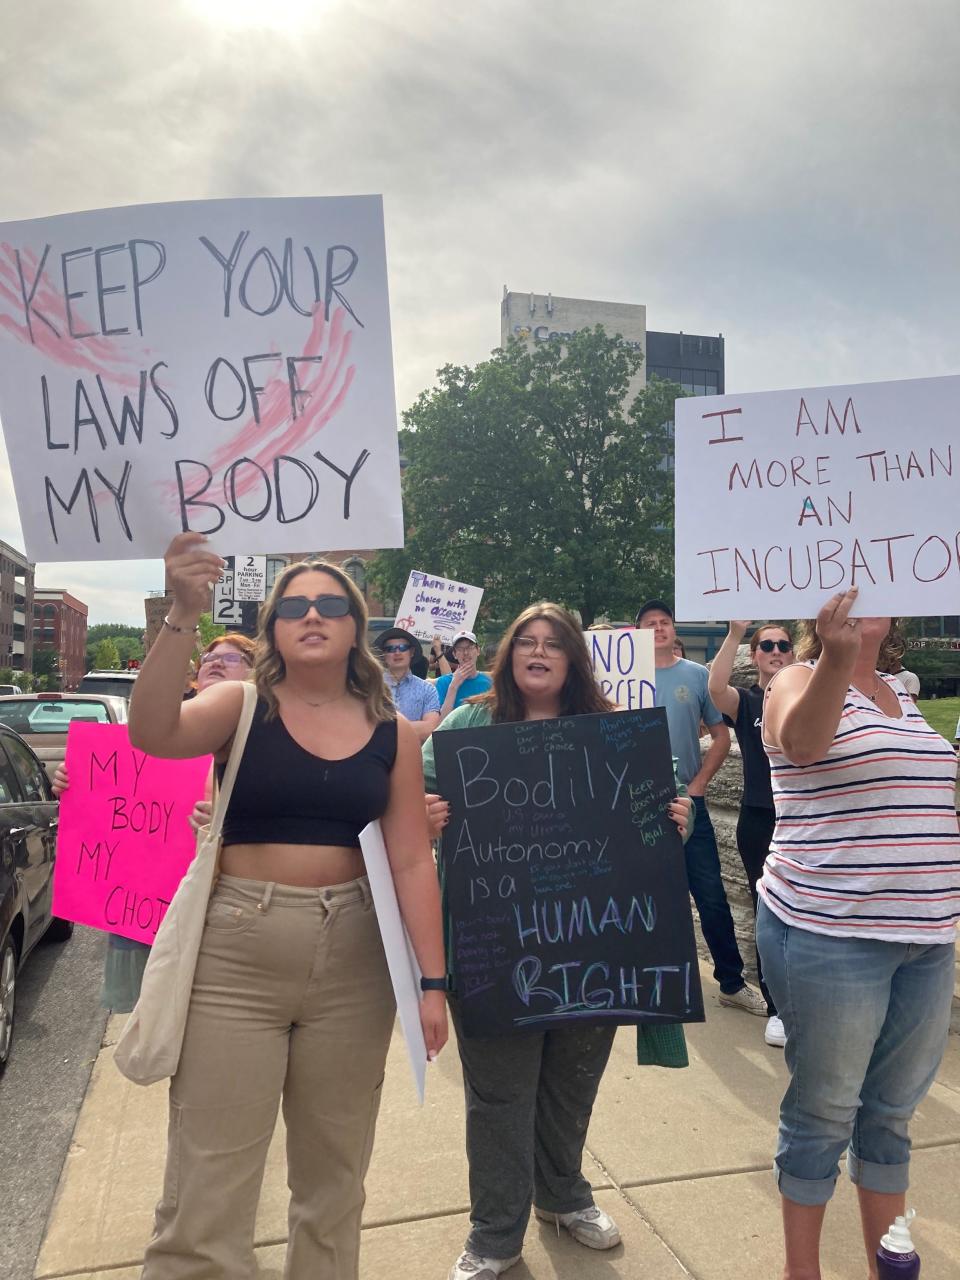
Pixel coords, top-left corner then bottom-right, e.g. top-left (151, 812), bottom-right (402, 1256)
top-left (0, 539), bottom-right (34, 675)
top-left (32, 589), bottom-right (89, 690)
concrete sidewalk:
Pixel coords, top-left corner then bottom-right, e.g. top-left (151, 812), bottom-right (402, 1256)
top-left (36, 962), bottom-right (960, 1280)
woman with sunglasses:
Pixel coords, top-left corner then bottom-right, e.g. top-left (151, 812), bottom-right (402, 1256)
top-left (128, 533), bottom-right (447, 1280)
top-left (758, 590), bottom-right (958, 1279)
top-left (422, 602), bottom-right (693, 1280)
top-left (708, 621), bottom-right (795, 1049)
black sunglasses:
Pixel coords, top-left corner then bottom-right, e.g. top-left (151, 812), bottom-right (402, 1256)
top-left (757, 638), bottom-right (793, 654)
top-left (383, 642), bottom-right (413, 653)
top-left (274, 594), bottom-right (351, 620)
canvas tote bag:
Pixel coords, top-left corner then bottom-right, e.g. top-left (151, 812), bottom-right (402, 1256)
top-left (114, 681), bottom-right (258, 1086)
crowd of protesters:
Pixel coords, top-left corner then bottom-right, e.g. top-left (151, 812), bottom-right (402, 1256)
top-left (91, 534), bottom-right (956, 1280)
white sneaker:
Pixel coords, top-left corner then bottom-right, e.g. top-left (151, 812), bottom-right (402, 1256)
top-left (534, 1203), bottom-right (621, 1250)
top-left (764, 1015), bottom-right (787, 1047)
top-left (447, 1250), bottom-right (521, 1279)
top-left (718, 984), bottom-right (767, 1017)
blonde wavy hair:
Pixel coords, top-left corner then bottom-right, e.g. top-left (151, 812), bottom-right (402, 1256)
top-left (795, 618), bottom-right (906, 672)
top-left (252, 560), bottom-right (396, 723)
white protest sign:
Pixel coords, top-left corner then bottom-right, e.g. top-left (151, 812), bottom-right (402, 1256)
top-left (359, 820), bottom-right (427, 1105)
top-left (394, 570), bottom-right (484, 642)
top-left (0, 196), bottom-right (404, 561)
top-left (586, 627), bottom-right (655, 709)
top-left (674, 374), bottom-right (960, 620)
top-left (233, 554), bottom-right (266, 601)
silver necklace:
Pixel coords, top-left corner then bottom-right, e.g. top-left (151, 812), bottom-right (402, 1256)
top-left (290, 690), bottom-right (348, 710)
top-left (856, 677), bottom-right (881, 703)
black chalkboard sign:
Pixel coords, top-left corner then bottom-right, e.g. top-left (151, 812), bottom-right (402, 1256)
top-left (433, 709), bottom-right (705, 1038)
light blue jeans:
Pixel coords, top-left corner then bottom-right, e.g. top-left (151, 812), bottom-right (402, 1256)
top-left (757, 900), bottom-right (955, 1206)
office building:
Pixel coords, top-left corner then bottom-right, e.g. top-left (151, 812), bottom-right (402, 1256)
top-left (500, 290), bottom-right (724, 410)
top-left (0, 539), bottom-right (34, 674)
top-left (33, 589), bottom-right (89, 689)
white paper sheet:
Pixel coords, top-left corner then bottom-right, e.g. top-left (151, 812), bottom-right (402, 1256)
top-left (586, 626), bottom-right (655, 709)
top-left (394, 570), bottom-right (484, 643)
top-left (359, 820), bottom-right (428, 1104)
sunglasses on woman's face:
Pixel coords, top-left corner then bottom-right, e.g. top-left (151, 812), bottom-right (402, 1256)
top-left (383, 642), bottom-right (412, 654)
top-left (757, 639), bottom-right (793, 654)
top-left (274, 594), bottom-right (351, 620)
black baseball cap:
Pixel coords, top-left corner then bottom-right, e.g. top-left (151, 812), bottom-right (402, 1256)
top-left (375, 627), bottom-right (420, 650)
top-left (634, 599), bottom-right (674, 626)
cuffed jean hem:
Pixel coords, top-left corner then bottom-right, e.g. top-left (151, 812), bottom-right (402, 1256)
top-left (774, 1161), bottom-right (839, 1207)
top-left (847, 1151), bottom-right (911, 1195)
top-left (719, 981), bottom-right (747, 996)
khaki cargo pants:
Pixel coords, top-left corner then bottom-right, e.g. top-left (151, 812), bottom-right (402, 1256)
top-left (141, 874), bottom-right (396, 1280)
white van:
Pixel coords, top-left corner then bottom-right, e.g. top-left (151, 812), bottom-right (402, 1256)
top-left (77, 670), bottom-right (139, 700)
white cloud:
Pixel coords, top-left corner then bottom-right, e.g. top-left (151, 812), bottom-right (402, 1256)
top-left (1, 0), bottom-right (957, 620)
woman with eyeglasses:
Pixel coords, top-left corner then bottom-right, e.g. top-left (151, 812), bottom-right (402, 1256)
top-left (128, 534), bottom-right (447, 1280)
top-left (707, 621), bottom-right (795, 1049)
top-left (757, 590), bottom-right (958, 1279)
top-left (421, 602), bottom-right (693, 1280)
top-left (51, 631), bottom-right (257, 1013)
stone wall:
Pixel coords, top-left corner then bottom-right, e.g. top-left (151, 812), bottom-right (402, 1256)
top-left (698, 737), bottom-right (759, 982)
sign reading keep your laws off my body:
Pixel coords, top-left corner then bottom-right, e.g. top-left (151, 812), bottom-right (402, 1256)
top-left (0, 196), bottom-right (404, 560)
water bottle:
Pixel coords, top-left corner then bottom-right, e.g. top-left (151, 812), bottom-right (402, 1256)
top-left (876, 1208), bottom-right (920, 1279)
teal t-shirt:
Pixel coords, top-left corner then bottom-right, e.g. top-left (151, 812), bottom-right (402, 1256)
top-left (434, 671), bottom-right (493, 711)
top-left (653, 658), bottom-right (723, 786)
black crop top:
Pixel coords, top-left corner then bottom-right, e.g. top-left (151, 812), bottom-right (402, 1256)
top-left (217, 698), bottom-right (398, 848)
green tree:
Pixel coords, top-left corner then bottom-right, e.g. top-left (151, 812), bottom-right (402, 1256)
top-left (369, 328), bottom-right (679, 628)
top-left (32, 648), bottom-right (60, 678)
top-left (93, 638), bottom-right (121, 670)
top-left (86, 623), bottom-right (145, 672)
top-left (0, 667), bottom-right (18, 686)
top-left (32, 649), bottom-right (61, 691)
top-left (198, 612), bottom-right (225, 648)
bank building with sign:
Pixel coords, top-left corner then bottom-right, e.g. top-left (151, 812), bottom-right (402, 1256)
top-left (500, 288), bottom-right (725, 411)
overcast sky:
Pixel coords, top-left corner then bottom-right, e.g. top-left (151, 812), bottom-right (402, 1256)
top-left (1, 0), bottom-right (957, 624)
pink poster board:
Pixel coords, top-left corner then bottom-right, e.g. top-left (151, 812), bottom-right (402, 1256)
top-left (52, 723), bottom-right (212, 944)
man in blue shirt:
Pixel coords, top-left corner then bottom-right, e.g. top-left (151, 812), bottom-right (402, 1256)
top-left (376, 627), bottom-right (440, 742)
top-left (636, 600), bottom-right (766, 1017)
top-left (435, 630), bottom-right (493, 721)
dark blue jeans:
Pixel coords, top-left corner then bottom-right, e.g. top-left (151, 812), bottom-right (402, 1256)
top-left (685, 796), bottom-right (745, 994)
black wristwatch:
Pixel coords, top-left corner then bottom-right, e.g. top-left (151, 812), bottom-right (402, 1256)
top-left (420, 976), bottom-right (447, 992)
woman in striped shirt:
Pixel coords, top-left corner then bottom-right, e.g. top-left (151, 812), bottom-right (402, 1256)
top-left (757, 586), bottom-right (958, 1280)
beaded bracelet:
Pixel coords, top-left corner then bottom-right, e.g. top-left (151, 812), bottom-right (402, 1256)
top-left (163, 615), bottom-right (200, 636)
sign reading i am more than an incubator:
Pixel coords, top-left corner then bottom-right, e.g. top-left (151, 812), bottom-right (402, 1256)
top-left (0, 196), bottom-right (404, 561)
top-left (432, 709), bottom-right (704, 1039)
top-left (673, 373), bottom-right (960, 620)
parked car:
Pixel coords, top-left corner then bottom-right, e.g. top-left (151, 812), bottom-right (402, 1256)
top-left (0, 693), bottom-right (129, 782)
top-left (0, 684), bottom-right (23, 696)
top-left (77, 669), bottom-right (139, 700)
top-left (1, 723), bottom-right (67, 1073)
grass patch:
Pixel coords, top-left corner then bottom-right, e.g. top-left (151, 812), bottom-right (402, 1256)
top-left (917, 697), bottom-right (960, 741)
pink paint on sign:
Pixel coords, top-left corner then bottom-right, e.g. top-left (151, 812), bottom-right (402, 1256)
top-left (52, 723), bottom-right (212, 944)
top-left (0, 244), bottom-right (145, 388)
top-left (156, 303), bottom-right (355, 513)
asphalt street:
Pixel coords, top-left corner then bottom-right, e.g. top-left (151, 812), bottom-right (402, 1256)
top-left (0, 924), bottom-right (108, 1280)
